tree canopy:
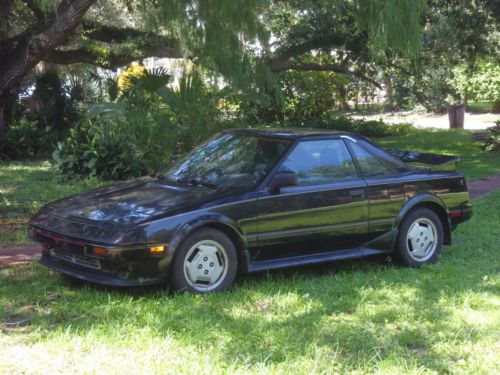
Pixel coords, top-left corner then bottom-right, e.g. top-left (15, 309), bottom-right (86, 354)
top-left (0, 0), bottom-right (429, 126)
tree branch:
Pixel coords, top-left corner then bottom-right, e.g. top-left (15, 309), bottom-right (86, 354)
top-left (0, 0), bottom-right (96, 103)
top-left (46, 45), bottom-right (184, 69)
top-left (268, 35), bottom-right (344, 71)
top-left (274, 62), bottom-right (381, 88)
top-left (82, 20), bottom-right (158, 43)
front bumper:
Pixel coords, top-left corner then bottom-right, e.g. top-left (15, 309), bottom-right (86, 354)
top-left (32, 227), bottom-right (170, 287)
top-left (39, 255), bottom-right (165, 286)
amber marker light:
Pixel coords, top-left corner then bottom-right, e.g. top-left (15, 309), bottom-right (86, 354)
top-left (149, 245), bottom-right (166, 254)
top-left (91, 247), bottom-right (108, 256)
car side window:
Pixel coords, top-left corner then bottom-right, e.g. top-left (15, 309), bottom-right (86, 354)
top-left (279, 139), bottom-right (358, 185)
top-left (347, 140), bottom-right (395, 177)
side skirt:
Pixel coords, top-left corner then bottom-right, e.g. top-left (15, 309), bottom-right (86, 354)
top-left (247, 248), bottom-right (390, 273)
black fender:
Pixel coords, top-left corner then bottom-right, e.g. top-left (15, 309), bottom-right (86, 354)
top-left (165, 213), bottom-right (249, 272)
top-left (395, 193), bottom-right (452, 245)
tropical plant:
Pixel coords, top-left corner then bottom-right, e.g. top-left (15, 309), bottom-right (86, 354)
top-left (52, 65), bottom-right (234, 179)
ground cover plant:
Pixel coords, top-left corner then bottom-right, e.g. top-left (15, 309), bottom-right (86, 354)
top-left (0, 189), bottom-right (499, 374)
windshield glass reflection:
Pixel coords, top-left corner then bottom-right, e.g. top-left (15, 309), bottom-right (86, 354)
top-left (165, 133), bottom-right (291, 189)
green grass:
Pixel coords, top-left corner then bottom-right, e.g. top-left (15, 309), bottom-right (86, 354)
top-left (1, 190), bottom-right (499, 374)
top-left (467, 100), bottom-right (494, 114)
top-left (0, 160), bottom-right (106, 247)
top-left (375, 129), bottom-right (500, 181)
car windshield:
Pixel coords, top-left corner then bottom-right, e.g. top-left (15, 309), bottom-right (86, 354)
top-left (163, 133), bottom-right (291, 189)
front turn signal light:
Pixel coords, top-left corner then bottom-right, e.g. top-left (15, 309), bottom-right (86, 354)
top-left (149, 245), bottom-right (166, 254)
top-left (91, 247), bottom-right (108, 256)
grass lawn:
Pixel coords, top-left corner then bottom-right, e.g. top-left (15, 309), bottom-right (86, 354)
top-left (1, 189), bottom-right (499, 374)
top-left (467, 100), bottom-right (495, 114)
top-left (0, 161), bottom-right (107, 247)
top-left (1, 129), bottom-right (499, 248)
top-left (375, 129), bottom-right (500, 181)
top-left (0, 128), bottom-right (499, 373)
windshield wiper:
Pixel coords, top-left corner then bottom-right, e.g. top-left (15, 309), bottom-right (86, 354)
top-left (156, 174), bottom-right (218, 188)
top-left (175, 178), bottom-right (218, 189)
top-left (155, 174), bottom-right (178, 183)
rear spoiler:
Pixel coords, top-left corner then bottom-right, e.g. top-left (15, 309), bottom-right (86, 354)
top-left (388, 150), bottom-right (459, 171)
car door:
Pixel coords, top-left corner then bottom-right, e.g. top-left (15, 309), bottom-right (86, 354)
top-left (344, 138), bottom-right (407, 246)
top-left (254, 138), bottom-right (370, 261)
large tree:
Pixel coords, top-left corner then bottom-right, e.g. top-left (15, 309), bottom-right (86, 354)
top-left (0, 0), bottom-right (427, 131)
top-left (0, 0), bottom-right (266, 131)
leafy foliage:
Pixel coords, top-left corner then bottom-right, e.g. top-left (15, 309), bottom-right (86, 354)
top-left (475, 121), bottom-right (500, 153)
top-left (52, 66), bottom-right (232, 180)
top-left (0, 118), bottom-right (52, 159)
top-left (53, 68), bottom-right (176, 180)
top-left (302, 115), bottom-right (414, 138)
top-left (384, 0), bottom-right (500, 112)
top-left (452, 59), bottom-right (500, 112)
top-left (0, 70), bottom-right (98, 160)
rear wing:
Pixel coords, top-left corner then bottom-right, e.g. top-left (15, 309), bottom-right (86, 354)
top-left (388, 150), bottom-right (459, 171)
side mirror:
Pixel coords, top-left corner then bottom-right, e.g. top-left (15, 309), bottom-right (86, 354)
top-left (268, 170), bottom-right (297, 192)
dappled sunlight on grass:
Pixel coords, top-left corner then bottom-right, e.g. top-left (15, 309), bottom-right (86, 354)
top-left (1, 191), bottom-right (499, 373)
top-left (376, 129), bottom-right (500, 181)
top-left (0, 160), bottom-right (107, 247)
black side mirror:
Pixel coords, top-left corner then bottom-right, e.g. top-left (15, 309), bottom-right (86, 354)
top-left (268, 170), bottom-right (297, 192)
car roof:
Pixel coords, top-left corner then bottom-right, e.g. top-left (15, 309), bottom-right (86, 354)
top-left (226, 127), bottom-right (357, 140)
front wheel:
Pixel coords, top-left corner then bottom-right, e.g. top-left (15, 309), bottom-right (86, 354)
top-left (169, 228), bottom-right (238, 293)
top-left (394, 208), bottom-right (444, 267)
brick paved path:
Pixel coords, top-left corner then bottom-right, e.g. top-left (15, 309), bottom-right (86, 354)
top-left (1, 174), bottom-right (499, 267)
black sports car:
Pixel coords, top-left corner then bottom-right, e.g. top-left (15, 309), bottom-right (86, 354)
top-left (29, 129), bottom-right (472, 293)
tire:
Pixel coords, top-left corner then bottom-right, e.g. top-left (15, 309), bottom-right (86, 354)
top-left (394, 207), bottom-right (444, 268)
top-left (169, 228), bottom-right (238, 293)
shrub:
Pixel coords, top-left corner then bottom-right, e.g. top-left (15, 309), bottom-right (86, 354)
top-left (52, 102), bottom-right (178, 180)
top-left (301, 115), bottom-right (414, 137)
top-left (472, 121), bottom-right (500, 153)
top-left (52, 68), bottom-right (232, 180)
top-left (0, 118), bottom-right (52, 159)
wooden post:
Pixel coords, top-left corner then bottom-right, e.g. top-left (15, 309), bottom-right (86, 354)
top-left (448, 103), bottom-right (465, 129)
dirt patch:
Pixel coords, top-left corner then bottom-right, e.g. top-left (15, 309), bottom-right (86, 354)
top-left (0, 244), bottom-right (42, 268)
top-left (468, 174), bottom-right (500, 199)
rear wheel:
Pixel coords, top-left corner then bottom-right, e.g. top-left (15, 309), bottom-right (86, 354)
top-left (169, 228), bottom-right (238, 293)
top-left (394, 208), bottom-right (444, 267)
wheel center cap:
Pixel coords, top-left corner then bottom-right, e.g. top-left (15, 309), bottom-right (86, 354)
top-left (196, 254), bottom-right (217, 276)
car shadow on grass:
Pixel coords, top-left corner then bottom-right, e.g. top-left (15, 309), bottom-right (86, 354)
top-left (1, 242), bottom-right (497, 373)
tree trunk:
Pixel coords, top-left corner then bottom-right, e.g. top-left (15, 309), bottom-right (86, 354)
top-left (0, 0), bottom-right (15, 136)
top-left (383, 71), bottom-right (393, 112)
top-left (492, 99), bottom-right (500, 114)
top-left (338, 85), bottom-right (349, 110)
top-left (0, 0), bottom-right (96, 130)
top-left (0, 103), bottom-right (4, 135)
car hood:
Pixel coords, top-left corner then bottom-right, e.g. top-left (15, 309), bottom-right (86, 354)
top-left (41, 179), bottom-right (223, 226)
